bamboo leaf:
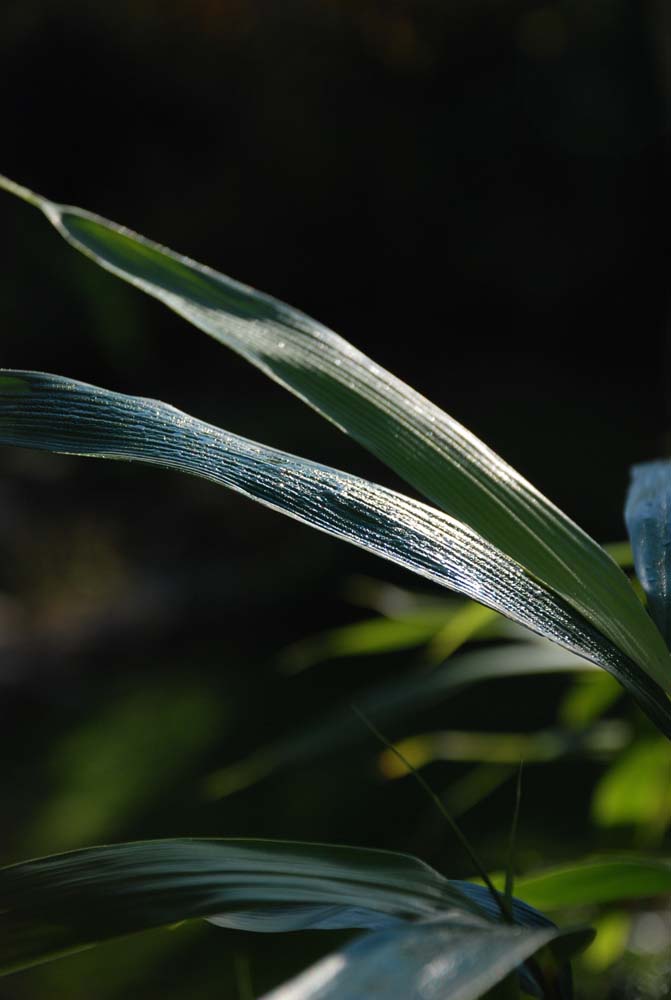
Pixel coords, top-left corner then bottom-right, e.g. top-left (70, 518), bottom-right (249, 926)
top-left (260, 915), bottom-right (592, 1000)
top-left (378, 721), bottom-right (628, 775)
top-left (0, 838), bottom-right (553, 977)
top-left (1, 370), bottom-right (669, 737)
top-left (498, 857), bottom-right (671, 911)
top-left (0, 176), bottom-right (668, 692)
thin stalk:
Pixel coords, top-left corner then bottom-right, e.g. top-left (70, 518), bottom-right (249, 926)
top-left (504, 762), bottom-right (524, 910)
top-left (352, 704), bottom-right (513, 924)
top-left (0, 175), bottom-right (43, 208)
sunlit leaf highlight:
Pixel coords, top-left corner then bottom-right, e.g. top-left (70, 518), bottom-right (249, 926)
top-left (1, 370), bottom-right (668, 739)
top-left (0, 174), bottom-right (669, 696)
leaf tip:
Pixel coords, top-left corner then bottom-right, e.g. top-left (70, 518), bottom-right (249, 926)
top-left (0, 174), bottom-right (44, 209)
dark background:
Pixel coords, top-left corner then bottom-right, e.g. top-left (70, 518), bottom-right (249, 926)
top-left (0, 1), bottom-right (669, 997)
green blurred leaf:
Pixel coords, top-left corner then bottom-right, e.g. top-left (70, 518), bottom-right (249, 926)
top-left (25, 681), bottom-right (224, 854)
top-left (581, 911), bottom-right (630, 972)
top-left (558, 673), bottom-right (623, 729)
top-left (205, 642), bottom-right (602, 798)
top-left (591, 738), bottom-right (671, 836)
top-left (499, 857), bottom-right (671, 910)
top-left (280, 600), bottom-right (500, 673)
top-left (378, 722), bottom-right (629, 776)
top-left (280, 612), bottom-right (449, 673)
top-left (425, 601), bottom-right (497, 663)
top-left (601, 542), bottom-right (633, 570)
top-left (1, 176), bottom-right (669, 695)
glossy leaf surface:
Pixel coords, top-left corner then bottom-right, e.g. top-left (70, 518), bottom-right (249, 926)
top-left (2, 370), bottom-right (669, 740)
top-left (0, 175), bottom-right (668, 692)
top-left (261, 914), bottom-right (592, 1000)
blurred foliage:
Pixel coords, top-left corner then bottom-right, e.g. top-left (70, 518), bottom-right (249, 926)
top-left (592, 738), bottom-right (671, 844)
top-left (26, 679), bottom-right (225, 855)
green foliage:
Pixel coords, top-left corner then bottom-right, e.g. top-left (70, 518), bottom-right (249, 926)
top-left (2, 175), bottom-right (671, 701)
top-left (260, 916), bottom-right (591, 1000)
top-left (1, 837), bottom-right (587, 998)
top-left (501, 857), bottom-right (671, 911)
top-left (591, 739), bottom-right (671, 841)
top-left (1, 176), bottom-right (669, 998)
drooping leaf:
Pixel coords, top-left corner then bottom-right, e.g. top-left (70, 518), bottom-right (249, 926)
top-left (279, 611), bottom-right (455, 673)
top-left (625, 460), bottom-right (671, 647)
top-left (2, 370), bottom-right (669, 740)
top-left (203, 643), bottom-right (604, 798)
top-left (0, 837), bottom-right (553, 977)
top-left (558, 672), bottom-right (623, 729)
top-left (260, 914), bottom-right (592, 1000)
top-left (0, 175), bottom-right (668, 693)
top-left (499, 856), bottom-right (671, 911)
top-left (279, 600), bottom-right (502, 673)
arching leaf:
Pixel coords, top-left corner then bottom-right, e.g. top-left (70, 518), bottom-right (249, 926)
top-left (0, 175), bottom-right (668, 693)
top-left (1, 370), bottom-right (669, 736)
top-left (0, 837), bottom-right (554, 977)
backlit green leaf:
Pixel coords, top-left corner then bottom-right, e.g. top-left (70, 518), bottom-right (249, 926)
top-left (502, 857), bottom-right (671, 911)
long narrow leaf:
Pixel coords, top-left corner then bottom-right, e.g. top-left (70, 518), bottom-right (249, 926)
top-left (506, 857), bottom-right (671, 911)
top-left (260, 915), bottom-right (592, 1000)
top-left (205, 641), bottom-right (598, 798)
top-left (0, 175), bottom-right (667, 689)
top-left (1, 370), bottom-right (669, 737)
top-left (0, 838), bottom-right (554, 976)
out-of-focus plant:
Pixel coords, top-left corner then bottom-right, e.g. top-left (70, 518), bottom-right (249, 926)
top-left (0, 175), bottom-right (670, 998)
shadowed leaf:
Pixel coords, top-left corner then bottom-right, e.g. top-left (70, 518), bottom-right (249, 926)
top-left (0, 838), bottom-right (559, 977)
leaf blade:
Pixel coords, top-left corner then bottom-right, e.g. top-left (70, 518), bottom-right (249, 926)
top-left (1, 370), bottom-right (669, 736)
top-left (259, 915), bottom-right (587, 1000)
top-left (1, 176), bottom-right (668, 689)
top-left (204, 641), bottom-right (599, 798)
top-left (0, 838), bottom-right (554, 977)
top-left (497, 856), bottom-right (671, 911)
